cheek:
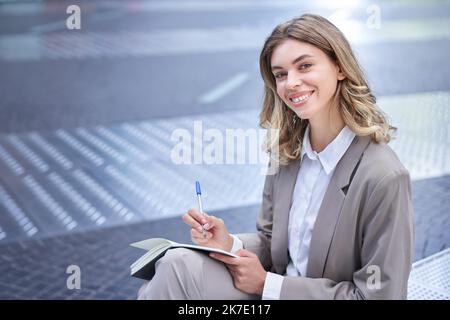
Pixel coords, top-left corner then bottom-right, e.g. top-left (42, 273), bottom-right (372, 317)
top-left (276, 85), bottom-right (287, 102)
top-left (302, 72), bottom-right (320, 91)
top-left (312, 68), bottom-right (338, 98)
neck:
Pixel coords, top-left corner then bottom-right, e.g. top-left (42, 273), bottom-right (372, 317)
top-left (308, 107), bottom-right (345, 153)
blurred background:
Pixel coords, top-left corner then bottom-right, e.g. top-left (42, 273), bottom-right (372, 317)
top-left (0, 0), bottom-right (449, 299)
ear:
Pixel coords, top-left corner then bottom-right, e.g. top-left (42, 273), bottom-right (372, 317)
top-left (335, 63), bottom-right (346, 81)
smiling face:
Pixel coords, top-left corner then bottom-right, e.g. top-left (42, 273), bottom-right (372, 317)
top-left (270, 39), bottom-right (345, 122)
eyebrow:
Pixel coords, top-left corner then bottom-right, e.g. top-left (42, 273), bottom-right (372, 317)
top-left (271, 54), bottom-right (313, 71)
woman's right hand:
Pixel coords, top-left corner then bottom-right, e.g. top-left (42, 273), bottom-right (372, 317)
top-left (182, 208), bottom-right (233, 252)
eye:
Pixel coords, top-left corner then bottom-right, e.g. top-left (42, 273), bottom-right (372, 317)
top-left (299, 63), bottom-right (312, 70)
top-left (274, 73), bottom-right (286, 79)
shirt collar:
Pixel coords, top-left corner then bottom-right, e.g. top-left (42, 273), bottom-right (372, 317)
top-left (301, 124), bottom-right (356, 175)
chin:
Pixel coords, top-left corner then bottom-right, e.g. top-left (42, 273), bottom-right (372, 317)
top-left (291, 108), bottom-right (311, 120)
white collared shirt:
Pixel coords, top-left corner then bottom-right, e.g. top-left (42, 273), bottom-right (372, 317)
top-left (231, 125), bottom-right (355, 299)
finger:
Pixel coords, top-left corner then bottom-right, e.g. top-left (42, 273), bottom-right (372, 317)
top-left (203, 219), bottom-right (214, 231)
top-left (209, 253), bottom-right (240, 265)
top-left (191, 230), bottom-right (208, 244)
top-left (227, 267), bottom-right (237, 278)
top-left (191, 228), bottom-right (212, 240)
top-left (203, 215), bottom-right (225, 231)
top-left (187, 208), bottom-right (208, 225)
top-left (236, 249), bottom-right (256, 258)
top-left (183, 213), bottom-right (205, 232)
top-left (226, 265), bottom-right (238, 273)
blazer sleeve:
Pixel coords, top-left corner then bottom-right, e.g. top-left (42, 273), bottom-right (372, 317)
top-left (236, 165), bottom-right (275, 271)
top-left (280, 168), bottom-right (415, 299)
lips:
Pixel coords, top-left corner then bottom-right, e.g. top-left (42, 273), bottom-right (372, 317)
top-left (288, 90), bottom-right (314, 107)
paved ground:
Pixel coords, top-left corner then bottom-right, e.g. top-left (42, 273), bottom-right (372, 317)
top-left (0, 172), bottom-right (448, 299)
top-left (0, 0), bottom-right (449, 299)
top-left (0, 205), bottom-right (259, 299)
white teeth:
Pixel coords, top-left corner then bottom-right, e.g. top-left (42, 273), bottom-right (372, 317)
top-left (290, 92), bottom-right (312, 103)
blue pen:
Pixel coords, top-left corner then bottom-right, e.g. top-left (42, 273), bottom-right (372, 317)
top-left (195, 181), bottom-right (206, 235)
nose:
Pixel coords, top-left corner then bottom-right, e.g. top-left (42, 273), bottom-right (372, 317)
top-left (286, 72), bottom-right (302, 90)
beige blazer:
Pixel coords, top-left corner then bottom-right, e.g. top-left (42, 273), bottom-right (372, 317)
top-left (238, 135), bottom-right (414, 299)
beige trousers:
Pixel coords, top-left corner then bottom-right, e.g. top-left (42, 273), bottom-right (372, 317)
top-left (137, 248), bottom-right (261, 300)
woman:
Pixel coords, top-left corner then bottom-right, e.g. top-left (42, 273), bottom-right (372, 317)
top-left (138, 14), bottom-right (414, 300)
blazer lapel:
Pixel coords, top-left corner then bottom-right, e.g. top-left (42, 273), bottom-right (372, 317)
top-left (272, 159), bottom-right (300, 274)
top-left (306, 135), bottom-right (371, 278)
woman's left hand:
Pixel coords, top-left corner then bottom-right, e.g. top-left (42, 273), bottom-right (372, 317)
top-left (209, 249), bottom-right (267, 295)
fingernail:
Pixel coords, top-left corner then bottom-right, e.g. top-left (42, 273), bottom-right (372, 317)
top-left (203, 223), bottom-right (210, 229)
top-left (197, 226), bottom-right (203, 232)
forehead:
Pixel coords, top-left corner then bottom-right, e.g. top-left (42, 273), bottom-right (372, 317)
top-left (270, 39), bottom-right (324, 67)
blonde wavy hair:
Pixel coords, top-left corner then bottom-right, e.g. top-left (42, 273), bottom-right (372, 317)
top-left (259, 14), bottom-right (396, 165)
